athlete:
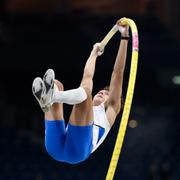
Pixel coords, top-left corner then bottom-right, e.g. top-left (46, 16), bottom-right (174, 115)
top-left (32, 18), bottom-right (129, 164)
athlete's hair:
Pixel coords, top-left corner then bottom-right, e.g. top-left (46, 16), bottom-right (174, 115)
top-left (103, 85), bottom-right (124, 109)
top-left (103, 85), bottom-right (110, 91)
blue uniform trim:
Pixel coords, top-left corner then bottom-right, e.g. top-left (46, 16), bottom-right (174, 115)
top-left (45, 120), bottom-right (93, 164)
top-left (93, 124), bottom-right (105, 143)
top-left (98, 127), bottom-right (105, 142)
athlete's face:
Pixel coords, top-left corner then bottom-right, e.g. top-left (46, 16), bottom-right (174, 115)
top-left (93, 90), bottom-right (109, 106)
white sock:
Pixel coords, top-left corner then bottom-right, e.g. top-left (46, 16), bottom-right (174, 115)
top-left (52, 85), bottom-right (87, 105)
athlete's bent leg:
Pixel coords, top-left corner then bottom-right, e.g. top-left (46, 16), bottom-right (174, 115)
top-left (58, 75), bottom-right (94, 163)
top-left (45, 80), bottom-right (64, 120)
top-left (45, 80), bottom-right (93, 164)
top-left (44, 80), bottom-right (66, 161)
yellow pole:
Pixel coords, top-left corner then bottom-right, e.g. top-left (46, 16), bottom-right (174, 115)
top-left (105, 18), bottom-right (139, 180)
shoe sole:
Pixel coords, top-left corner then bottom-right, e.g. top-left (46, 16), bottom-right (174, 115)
top-left (32, 77), bottom-right (46, 108)
top-left (43, 69), bottom-right (55, 96)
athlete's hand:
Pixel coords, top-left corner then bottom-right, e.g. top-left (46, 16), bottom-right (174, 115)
top-left (117, 18), bottom-right (129, 37)
top-left (91, 43), bottom-right (104, 57)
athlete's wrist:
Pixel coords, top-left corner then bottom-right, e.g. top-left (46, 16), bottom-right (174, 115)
top-left (121, 36), bottom-right (130, 40)
top-left (90, 52), bottom-right (98, 58)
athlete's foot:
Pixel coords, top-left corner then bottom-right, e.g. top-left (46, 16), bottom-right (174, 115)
top-left (43, 69), bottom-right (55, 108)
top-left (54, 79), bottom-right (64, 92)
top-left (32, 77), bottom-right (50, 112)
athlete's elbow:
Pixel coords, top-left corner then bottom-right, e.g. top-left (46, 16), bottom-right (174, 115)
top-left (83, 69), bottom-right (93, 79)
top-left (112, 67), bottom-right (124, 75)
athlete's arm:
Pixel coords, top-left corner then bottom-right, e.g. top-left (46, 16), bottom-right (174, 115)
top-left (106, 19), bottom-right (129, 127)
top-left (80, 43), bottom-right (103, 93)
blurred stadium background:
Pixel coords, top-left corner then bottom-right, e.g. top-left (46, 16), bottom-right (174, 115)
top-left (0, 0), bottom-right (180, 179)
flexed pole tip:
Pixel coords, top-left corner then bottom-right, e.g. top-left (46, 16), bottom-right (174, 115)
top-left (116, 17), bottom-right (128, 26)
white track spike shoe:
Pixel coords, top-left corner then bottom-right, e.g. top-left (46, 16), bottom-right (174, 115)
top-left (42, 69), bottom-right (55, 108)
top-left (32, 77), bottom-right (50, 112)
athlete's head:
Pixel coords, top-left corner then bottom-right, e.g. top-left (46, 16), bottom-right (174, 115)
top-left (93, 86), bottom-right (110, 106)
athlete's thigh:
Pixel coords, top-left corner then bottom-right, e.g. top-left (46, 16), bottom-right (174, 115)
top-left (45, 103), bottom-right (64, 120)
top-left (69, 89), bottom-right (93, 126)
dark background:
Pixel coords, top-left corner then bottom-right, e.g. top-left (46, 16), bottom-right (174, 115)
top-left (0, 0), bottom-right (180, 179)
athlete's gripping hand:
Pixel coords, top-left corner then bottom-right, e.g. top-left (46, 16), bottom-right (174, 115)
top-left (91, 43), bottom-right (104, 57)
top-left (117, 17), bottom-right (129, 37)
